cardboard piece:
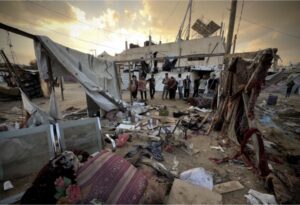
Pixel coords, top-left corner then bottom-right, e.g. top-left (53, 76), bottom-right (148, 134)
top-left (167, 179), bottom-right (222, 204)
top-left (213, 181), bottom-right (244, 194)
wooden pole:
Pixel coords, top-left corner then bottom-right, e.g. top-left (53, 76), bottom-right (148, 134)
top-left (232, 34), bottom-right (237, 54)
top-left (186, 0), bottom-right (192, 40)
top-left (46, 55), bottom-right (55, 91)
top-left (219, 22), bottom-right (223, 36)
top-left (0, 23), bottom-right (37, 40)
top-left (128, 64), bottom-right (133, 105)
top-left (60, 76), bottom-right (64, 101)
top-left (225, 0), bottom-right (237, 54)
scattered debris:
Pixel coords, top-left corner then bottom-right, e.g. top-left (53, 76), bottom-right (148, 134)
top-left (3, 181), bottom-right (14, 191)
top-left (167, 179), bottom-right (222, 204)
top-left (180, 167), bottom-right (214, 190)
top-left (213, 181), bottom-right (244, 194)
top-left (210, 145), bottom-right (225, 152)
top-left (245, 189), bottom-right (277, 205)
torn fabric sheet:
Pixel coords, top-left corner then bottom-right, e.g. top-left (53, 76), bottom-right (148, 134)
top-left (34, 36), bottom-right (125, 111)
top-left (21, 90), bottom-right (55, 127)
top-left (49, 88), bottom-right (61, 120)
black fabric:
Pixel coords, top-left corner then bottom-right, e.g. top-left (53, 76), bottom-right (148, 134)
top-left (150, 86), bottom-right (155, 99)
top-left (140, 91), bottom-right (147, 100)
top-left (184, 88), bottom-right (190, 98)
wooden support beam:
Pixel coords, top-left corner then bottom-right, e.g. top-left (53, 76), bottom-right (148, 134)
top-left (0, 23), bottom-right (37, 40)
top-left (225, 0), bottom-right (237, 54)
top-left (60, 76), bottom-right (64, 101)
top-left (115, 52), bottom-right (225, 64)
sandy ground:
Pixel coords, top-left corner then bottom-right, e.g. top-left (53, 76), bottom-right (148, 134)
top-left (0, 82), bottom-right (300, 203)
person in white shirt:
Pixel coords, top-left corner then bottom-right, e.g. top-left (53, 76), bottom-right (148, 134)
top-left (177, 73), bottom-right (184, 99)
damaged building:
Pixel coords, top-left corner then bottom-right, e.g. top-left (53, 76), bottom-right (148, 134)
top-left (1, 0), bottom-right (300, 204)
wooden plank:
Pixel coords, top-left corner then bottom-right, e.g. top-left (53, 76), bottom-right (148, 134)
top-left (0, 23), bottom-right (37, 40)
top-left (167, 179), bottom-right (222, 204)
top-left (213, 181), bottom-right (244, 194)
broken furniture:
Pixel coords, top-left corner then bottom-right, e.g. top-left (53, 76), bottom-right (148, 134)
top-left (0, 124), bottom-right (56, 203)
top-left (56, 117), bottom-right (103, 155)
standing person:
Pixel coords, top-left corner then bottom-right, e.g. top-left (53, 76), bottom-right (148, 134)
top-left (168, 76), bottom-right (177, 100)
top-left (138, 75), bottom-right (147, 101)
top-left (286, 80), bottom-right (295, 98)
top-left (162, 73), bottom-right (169, 100)
top-left (207, 73), bottom-right (219, 110)
top-left (130, 75), bottom-right (138, 100)
top-left (183, 75), bottom-right (191, 99)
top-left (177, 74), bottom-right (184, 99)
top-left (193, 75), bottom-right (200, 97)
top-left (207, 73), bottom-right (219, 96)
top-left (147, 74), bottom-right (156, 99)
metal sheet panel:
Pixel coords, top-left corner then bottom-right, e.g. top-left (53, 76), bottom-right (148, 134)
top-left (0, 125), bottom-right (55, 181)
top-left (56, 117), bottom-right (102, 155)
top-left (192, 19), bottom-right (220, 37)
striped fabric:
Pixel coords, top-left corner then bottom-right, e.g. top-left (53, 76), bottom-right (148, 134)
top-left (77, 150), bottom-right (147, 204)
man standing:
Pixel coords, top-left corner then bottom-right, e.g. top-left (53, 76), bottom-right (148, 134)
top-left (162, 73), bottom-right (169, 100)
top-left (130, 75), bottom-right (138, 100)
top-left (177, 74), bottom-right (184, 99)
top-left (147, 74), bottom-right (156, 99)
top-left (207, 73), bottom-right (219, 96)
top-left (207, 73), bottom-right (219, 110)
top-left (138, 75), bottom-right (147, 101)
top-left (183, 75), bottom-right (191, 99)
top-left (193, 74), bottom-right (200, 97)
top-left (168, 76), bottom-right (177, 100)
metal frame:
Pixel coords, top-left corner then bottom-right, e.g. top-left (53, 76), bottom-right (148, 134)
top-left (0, 124), bottom-right (55, 180)
top-left (0, 125), bottom-right (55, 204)
top-left (56, 117), bottom-right (103, 154)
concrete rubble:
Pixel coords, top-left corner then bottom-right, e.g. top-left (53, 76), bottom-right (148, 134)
top-left (1, 29), bottom-right (300, 204)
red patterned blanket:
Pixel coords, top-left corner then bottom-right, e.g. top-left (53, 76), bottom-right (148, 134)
top-left (77, 150), bottom-right (147, 204)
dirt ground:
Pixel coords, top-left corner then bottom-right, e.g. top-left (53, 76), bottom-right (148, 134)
top-left (0, 82), bottom-right (299, 204)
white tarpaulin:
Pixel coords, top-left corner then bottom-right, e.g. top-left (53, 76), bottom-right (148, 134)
top-left (20, 90), bottom-right (55, 127)
top-left (34, 36), bottom-right (125, 111)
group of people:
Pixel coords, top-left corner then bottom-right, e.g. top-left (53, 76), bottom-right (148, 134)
top-left (130, 74), bottom-right (156, 101)
top-left (130, 72), bottom-right (219, 101)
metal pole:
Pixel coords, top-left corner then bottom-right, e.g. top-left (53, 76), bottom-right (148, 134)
top-left (225, 0), bottom-right (237, 54)
top-left (186, 0), bottom-right (192, 40)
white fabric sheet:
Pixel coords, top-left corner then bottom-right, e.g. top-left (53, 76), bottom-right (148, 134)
top-left (34, 36), bottom-right (124, 111)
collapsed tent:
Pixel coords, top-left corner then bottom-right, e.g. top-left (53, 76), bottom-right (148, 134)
top-left (34, 36), bottom-right (126, 112)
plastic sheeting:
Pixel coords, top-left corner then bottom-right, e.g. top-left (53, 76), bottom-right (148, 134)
top-left (21, 90), bottom-right (55, 127)
top-left (34, 36), bottom-right (125, 111)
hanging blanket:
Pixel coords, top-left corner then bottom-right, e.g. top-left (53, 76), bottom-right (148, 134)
top-left (77, 150), bottom-right (147, 204)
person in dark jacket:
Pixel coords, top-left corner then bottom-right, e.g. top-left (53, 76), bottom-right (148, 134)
top-left (183, 75), bottom-right (191, 99)
top-left (147, 74), bottom-right (156, 99)
top-left (168, 77), bottom-right (177, 100)
top-left (193, 75), bottom-right (200, 97)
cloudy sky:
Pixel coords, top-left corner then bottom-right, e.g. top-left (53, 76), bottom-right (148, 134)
top-left (0, 0), bottom-right (299, 65)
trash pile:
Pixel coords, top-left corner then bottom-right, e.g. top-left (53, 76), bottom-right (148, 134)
top-left (101, 103), bottom-right (213, 161)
